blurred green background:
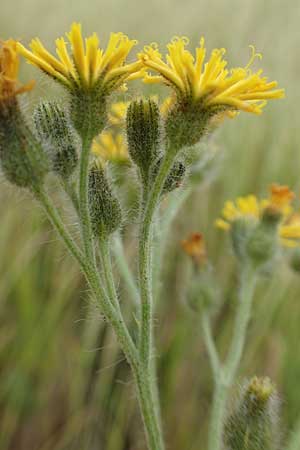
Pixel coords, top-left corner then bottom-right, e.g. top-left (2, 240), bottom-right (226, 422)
top-left (1, 0), bottom-right (300, 449)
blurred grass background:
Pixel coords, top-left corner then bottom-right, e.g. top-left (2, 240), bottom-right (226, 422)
top-left (1, 0), bottom-right (300, 449)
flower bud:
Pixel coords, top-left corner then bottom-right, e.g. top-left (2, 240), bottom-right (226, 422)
top-left (33, 101), bottom-right (79, 179)
top-left (186, 268), bottom-right (219, 314)
top-left (225, 377), bottom-right (280, 450)
top-left (230, 218), bottom-right (256, 262)
top-left (151, 156), bottom-right (185, 194)
top-left (181, 232), bottom-right (219, 313)
top-left (88, 163), bottom-right (122, 237)
top-left (229, 215), bottom-right (279, 267)
top-left (246, 217), bottom-right (279, 267)
top-left (126, 98), bottom-right (160, 183)
top-left (0, 106), bottom-right (48, 189)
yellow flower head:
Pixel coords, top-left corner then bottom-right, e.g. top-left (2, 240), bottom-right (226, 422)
top-left (92, 131), bottom-right (129, 163)
top-left (139, 37), bottom-right (284, 115)
top-left (181, 232), bottom-right (207, 266)
top-left (0, 39), bottom-right (34, 103)
top-left (17, 23), bottom-right (143, 92)
top-left (215, 184), bottom-right (300, 247)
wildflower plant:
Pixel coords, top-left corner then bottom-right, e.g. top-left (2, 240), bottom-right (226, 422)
top-left (1, 25), bottom-right (295, 450)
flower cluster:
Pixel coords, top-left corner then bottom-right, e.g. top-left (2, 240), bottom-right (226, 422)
top-left (0, 24), bottom-right (286, 188)
top-left (216, 184), bottom-right (300, 248)
top-left (0, 24), bottom-right (291, 450)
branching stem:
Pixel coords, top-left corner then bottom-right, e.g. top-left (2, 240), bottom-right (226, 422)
top-left (36, 186), bottom-right (165, 450)
top-left (206, 264), bottom-right (257, 450)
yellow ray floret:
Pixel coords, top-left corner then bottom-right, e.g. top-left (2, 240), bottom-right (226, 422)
top-left (215, 184), bottom-right (300, 247)
top-left (0, 39), bottom-right (34, 101)
top-left (92, 131), bottom-right (129, 163)
top-left (17, 23), bottom-right (143, 91)
top-left (139, 37), bottom-right (285, 114)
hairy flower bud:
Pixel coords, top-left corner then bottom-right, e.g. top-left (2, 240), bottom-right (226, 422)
top-left (246, 215), bottom-right (279, 267)
top-left (151, 156), bottom-right (186, 194)
top-left (228, 213), bottom-right (279, 267)
top-left (126, 98), bottom-right (160, 183)
top-left (0, 40), bottom-right (47, 188)
top-left (88, 163), bottom-right (122, 237)
top-left (230, 218), bottom-right (256, 261)
top-left (186, 268), bottom-right (219, 314)
top-left (0, 106), bottom-right (48, 188)
top-left (225, 377), bottom-right (280, 450)
top-left (33, 101), bottom-right (79, 178)
top-left (181, 232), bottom-right (219, 313)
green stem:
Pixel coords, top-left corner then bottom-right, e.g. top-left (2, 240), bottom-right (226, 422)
top-left (153, 187), bottom-right (192, 301)
top-left (100, 234), bottom-right (165, 449)
top-left (207, 264), bottom-right (257, 450)
top-left (139, 151), bottom-right (175, 368)
top-left (135, 368), bottom-right (165, 450)
top-left (88, 250), bottom-right (164, 450)
top-left (208, 380), bottom-right (228, 449)
top-left (36, 187), bottom-right (164, 450)
top-left (34, 188), bottom-right (85, 267)
top-left (79, 134), bottom-right (95, 261)
top-left (35, 187), bottom-right (137, 368)
top-left (201, 312), bottom-right (220, 380)
top-left (224, 265), bottom-right (257, 382)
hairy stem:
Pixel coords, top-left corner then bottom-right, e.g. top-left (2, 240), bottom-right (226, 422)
top-left (135, 367), bottom-right (165, 450)
top-left (98, 236), bottom-right (121, 313)
top-left (79, 134), bottom-right (95, 261)
top-left (207, 264), bottom-right (257, 450)
top-left (36, 188), bottom-right (164, 450)
top-left (35, 188), bottom-right (85, 267)
top-left (35, 188), bottom-right (137, 366)
top-left (153, 187), bottom-right (192, 301)
top-left (139, 151), bottom-right (175, 369)
top-left (201, 312), bottom-right (220, 380)
top-left (99, 234), bottom-right (165, 449)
